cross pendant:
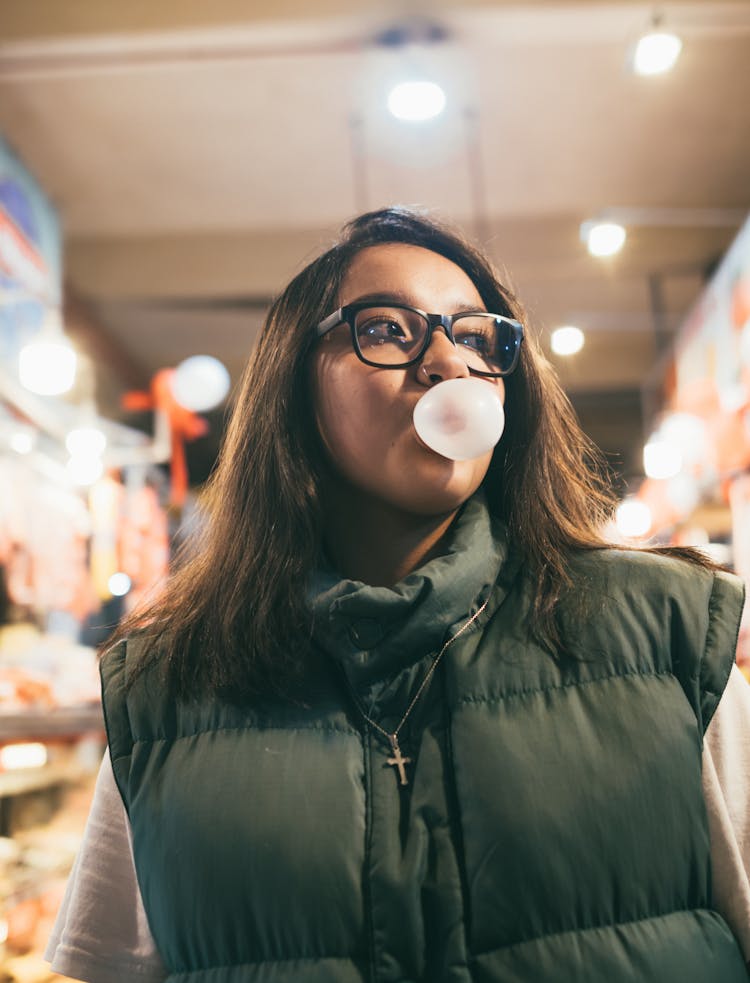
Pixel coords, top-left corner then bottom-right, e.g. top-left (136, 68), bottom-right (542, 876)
top-left (386, 734), bottom-right (412, 787)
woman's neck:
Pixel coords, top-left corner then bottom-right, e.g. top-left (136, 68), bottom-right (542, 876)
top-left (321, 488), bottom-right (459, 588)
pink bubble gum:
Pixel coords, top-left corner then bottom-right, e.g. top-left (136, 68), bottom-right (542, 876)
top-left (413, 377), bottom-right (505, 461)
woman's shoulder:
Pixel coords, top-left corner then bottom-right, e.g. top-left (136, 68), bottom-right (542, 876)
top-left (100, 632), bottom-right (164, 681)
top-left (100, 633), bottom-right (171, 737)
top-left (568, 544), bottom-right (741, 600)
top-left (562, 547), bottom-right (744, 662)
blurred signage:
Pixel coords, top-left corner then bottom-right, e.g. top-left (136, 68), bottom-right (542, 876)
top-left (646, 219), bottom-right (750, 492)
top-left (0, 135), bottom-right (62, 366)
top-left (671, 215), bottom-right (750, 429)
top-left (639, 216), bottom-right (750, 530)
top-left (0, 207), bottom-right (49, 298)
top-left (636, 215), bottom-right (750, 671)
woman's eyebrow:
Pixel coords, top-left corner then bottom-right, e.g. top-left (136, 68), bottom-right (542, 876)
top-left (346, 291), bottom-right (484, 312)
top-left (346, 291), bottom-right (414, 306)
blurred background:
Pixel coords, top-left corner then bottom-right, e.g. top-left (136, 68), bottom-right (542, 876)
top-left (0, 0), bottom-right (749, 977)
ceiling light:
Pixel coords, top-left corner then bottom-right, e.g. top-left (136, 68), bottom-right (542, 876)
top-left (551, 325), bottom-right (584, 356)
top-left (615, 498), bottom-right (652, 539)
top-left (171, 355), bottom-right (231, 413)
top-left (387, 81), bottom-right (446, 121)
top-left (66, 426), bottom-right (107, 458)
top-left (10, 430), bottom-right (34, 454)
top-left (18, 339), bottom-right (77, 395)
top-left (1, 742), bottom-right (48, 770)
top-left (108, 572), bottom-right (132, 597)
top-left (633, 31), bottom-right (682, 76)
top-left (582, 221), bottom-right (626, 258)
top-left (643, 438), bottom-right (682, 479)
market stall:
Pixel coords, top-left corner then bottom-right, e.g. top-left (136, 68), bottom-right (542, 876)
top-left (637, 215), bottom-right (750, 676)
top-left (0, 137), bottom-right (171, 979)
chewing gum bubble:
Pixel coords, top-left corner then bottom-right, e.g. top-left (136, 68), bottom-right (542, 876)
top-left (413, 377), bottom-right (505, 461)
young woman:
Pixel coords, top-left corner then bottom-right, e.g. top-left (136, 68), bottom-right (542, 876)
top-left (47, 208), bottom-right (750, 982)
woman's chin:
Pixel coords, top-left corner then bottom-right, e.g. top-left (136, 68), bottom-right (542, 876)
top-left (388, 462), bottom-right (488, 517)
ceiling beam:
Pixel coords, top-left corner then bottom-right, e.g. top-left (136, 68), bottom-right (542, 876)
top-left (1, 1), bottom-right (746, 48)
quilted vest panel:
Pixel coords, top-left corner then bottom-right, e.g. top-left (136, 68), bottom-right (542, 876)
top-left (101, 547), bottom-right (749, 982)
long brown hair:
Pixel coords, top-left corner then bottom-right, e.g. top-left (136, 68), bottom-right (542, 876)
top-left (108, 207), bottom-right (708, 700)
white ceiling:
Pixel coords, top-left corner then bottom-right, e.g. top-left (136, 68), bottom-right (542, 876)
top-left (1, 0), bottom-right (749, 482)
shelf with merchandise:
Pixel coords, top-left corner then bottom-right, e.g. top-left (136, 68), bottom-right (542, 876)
top-left (1, 734), bottom-right (103, 974)
top-left (0, 707), bottom-right (103, 746)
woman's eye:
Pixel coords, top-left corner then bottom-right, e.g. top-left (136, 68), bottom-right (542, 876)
top-left (365, 319), bottom-right (403, 336)
top-left (457, 332), bottom-right (491, 354)
top-left (361, 319), bottom-right (409, 344)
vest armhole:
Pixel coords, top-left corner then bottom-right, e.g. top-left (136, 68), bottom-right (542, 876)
top-left (99, 639), bottom-right (135, 815)
top-left (700, 570), bottom-right (745, 733)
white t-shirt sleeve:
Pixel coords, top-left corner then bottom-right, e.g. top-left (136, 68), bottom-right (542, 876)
top-left (703, 663), bottom-right (750, 964)
top-left (44, 747), bottom-right (167, 983)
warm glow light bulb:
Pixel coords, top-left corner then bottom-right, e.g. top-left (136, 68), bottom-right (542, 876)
top-left (108, 572), bottom-right (132, 597)
top-left (634, 31), bottom-right (682, 76)
top-left (1, 742), bottom-right (48, 770)
top-left (584, 222), bottom-right (627, 258)
top-left (643, 438), bottom-right (683, 480)
top-left (387, 81), bottom-right (446, 121)
top-left (19, 340), bottom-right (77, 395)
top-left (66, 426), bottom-right (107, 458)
top-left (171, 355), bottom-right (231, 413)
top-left (615, 498), bottom-right (652, 539)
top-left (10, 430), bottom-right (34, 454)
top-left (551, 326), bottom-right (585, 356)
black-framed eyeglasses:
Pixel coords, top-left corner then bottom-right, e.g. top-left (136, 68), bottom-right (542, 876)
top-left (315, 302), bottom-right (523, 377)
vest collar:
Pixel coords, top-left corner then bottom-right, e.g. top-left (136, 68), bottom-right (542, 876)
top-left (309, 493), bottom-right (510, 688)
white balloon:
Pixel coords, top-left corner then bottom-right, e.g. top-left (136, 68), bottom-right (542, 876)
top-left (413, 377), bottom-right (505, 461)
top-left (172, 356), bottom-right (230, 412)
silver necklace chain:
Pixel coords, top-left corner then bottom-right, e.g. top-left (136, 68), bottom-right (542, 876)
top-left (350, 596), bottom-right (490, 786)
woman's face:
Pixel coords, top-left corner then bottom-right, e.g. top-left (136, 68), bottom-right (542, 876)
top-left (311, 243), bottom-right (506, 517)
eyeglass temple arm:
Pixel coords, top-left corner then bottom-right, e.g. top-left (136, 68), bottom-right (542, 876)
top-left (315, 308), bottom-right (345, 338)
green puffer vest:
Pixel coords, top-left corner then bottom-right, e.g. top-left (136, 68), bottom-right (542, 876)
top-left (101, 497), bottom-right (749, 982)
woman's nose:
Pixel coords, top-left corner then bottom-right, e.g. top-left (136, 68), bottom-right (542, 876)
top-left (416, 329), bottom-right (471, 386)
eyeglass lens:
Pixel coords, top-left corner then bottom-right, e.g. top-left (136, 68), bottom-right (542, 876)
top-left (353, 306), bottom-right (518, 374)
